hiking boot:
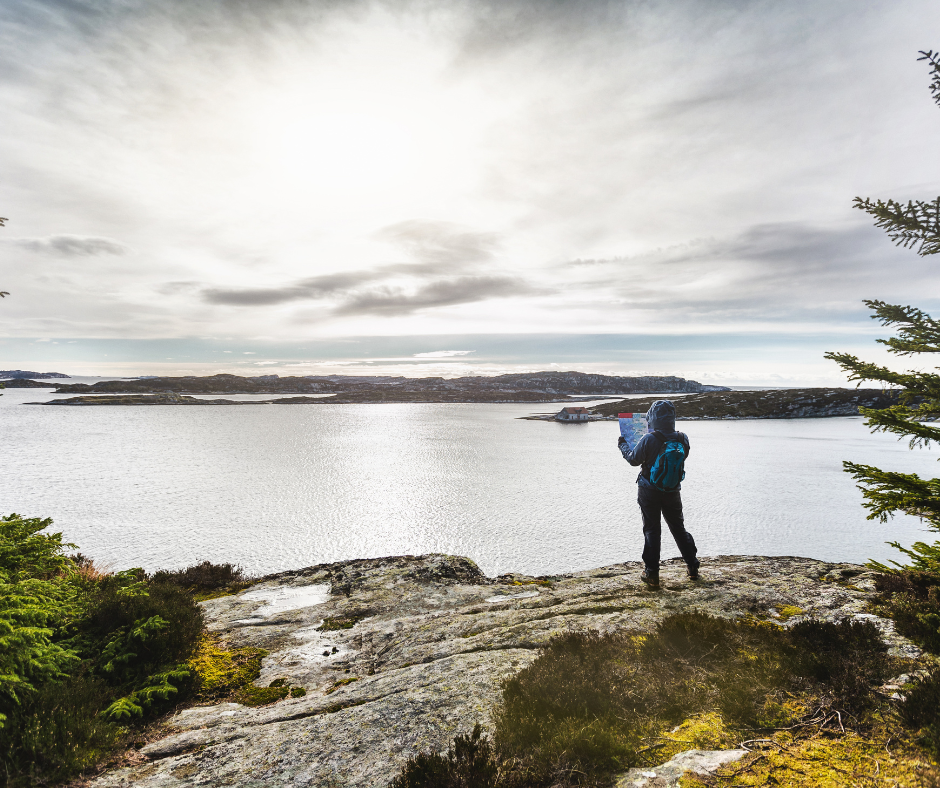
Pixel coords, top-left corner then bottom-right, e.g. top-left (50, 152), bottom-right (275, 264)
top-left (640, 569), bottom-right (660, 589)
top-left (688, 564), bottom-right (700, 581)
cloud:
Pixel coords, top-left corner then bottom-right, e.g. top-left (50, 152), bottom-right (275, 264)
top-left (333, 276), bottom-right (544, 317)
top-left (201, 271), bottom-right (382, 306)
top-left (12, 235), bottom-right (129, 256)
top-left (200, 221), bottom-right (513, 312)
top-left (560, 220), bottom-right (923, 324)
top-left (373, 220), bottom-right (501, 269)
top-left (412, 350), bottom-right (475, 358)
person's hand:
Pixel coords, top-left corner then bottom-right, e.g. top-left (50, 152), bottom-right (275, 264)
top-left (618, 436), bottom-right (627, 447)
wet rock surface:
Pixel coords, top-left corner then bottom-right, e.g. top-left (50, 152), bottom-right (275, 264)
top-left (91, 553), bottom-right (917, 787)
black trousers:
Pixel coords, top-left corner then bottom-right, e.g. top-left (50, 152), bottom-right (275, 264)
top-left (638, 485), bottom-right (698, 573)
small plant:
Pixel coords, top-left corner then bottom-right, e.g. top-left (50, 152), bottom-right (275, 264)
top-left (391, 724), bottom-right (497, 788)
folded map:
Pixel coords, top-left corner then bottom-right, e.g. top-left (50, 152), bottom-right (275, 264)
top-left (618, 412), bottom-right (648, 449)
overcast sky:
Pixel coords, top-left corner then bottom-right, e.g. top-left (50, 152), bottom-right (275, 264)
top-left (1, 0), bottom-right (938, 383)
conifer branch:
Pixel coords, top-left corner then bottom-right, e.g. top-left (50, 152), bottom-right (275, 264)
top-left (864, 300), bottom-right (940, 354)
top-left (843, 461), bottom-right (940, 528)
top-left (919, 49), bottom-right (940, 109)
top-left (853, 196), bottom-right (940, 256)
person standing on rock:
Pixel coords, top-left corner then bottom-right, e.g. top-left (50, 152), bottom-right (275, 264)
top-left (618, 399), bottom-right (699, 589)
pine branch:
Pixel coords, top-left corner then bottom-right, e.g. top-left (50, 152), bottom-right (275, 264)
top-left (823, 351), bottom-right (940, 399)
top-left (858, 404), bottom-right (940, 449)
top-left (864, 300), bottom-right (940, 354)
top-left (843, 461), bottom-right (940, 528)
top-left (919, 49), bottom-right (940, 110)
top-left (853, 196), bottom-right (940, 256)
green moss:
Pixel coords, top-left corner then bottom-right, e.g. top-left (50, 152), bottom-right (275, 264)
top-left (776, 605), bottom-right (804, 621)
top-left (289, 686), bottom-right (306, 698)
top-left (680, 725), bottom-right (934, 787)
top-left (326, 677), bottom-right (359, 694)
top-left (235, 683), bottom-right (289, 706)
top-left (319, 615), bottom-right (365, 631)
top-left (186, 635), bottom-right (268, 699)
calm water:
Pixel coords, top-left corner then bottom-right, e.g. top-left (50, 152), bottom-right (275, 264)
top-left (2, 383), bottom-right (937, 576)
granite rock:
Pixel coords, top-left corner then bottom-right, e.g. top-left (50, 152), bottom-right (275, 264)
top-left (90, 553), bottom-right (917, 788)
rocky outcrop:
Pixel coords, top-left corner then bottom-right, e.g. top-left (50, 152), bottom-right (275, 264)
top-left (91, 554), bottom-right (918, 788)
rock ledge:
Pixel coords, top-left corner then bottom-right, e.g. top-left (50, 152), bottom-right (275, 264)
top-left (92, 554), bottom-right (916, 788)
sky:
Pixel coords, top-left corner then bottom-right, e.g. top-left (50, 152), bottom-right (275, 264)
top-left (1, 0), bottom-right (939, 384)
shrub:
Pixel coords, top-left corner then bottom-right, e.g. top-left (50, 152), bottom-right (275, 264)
top-left (0, 515), bottom-right (80, 728)
top-left (391, 724), bottom-right (498, 788)
top-left (875, 570), bottom-right (940, 654)
top-left (0, 674), bottom-right (118, 786)
top-left (899, 668), bottom-right (940, 760)
top-left (77, 571), bottom-right (204, 685)
top-left (0, 514), bottom-right (217, 784)
top-left (151, 561), bottom-right (251, 599)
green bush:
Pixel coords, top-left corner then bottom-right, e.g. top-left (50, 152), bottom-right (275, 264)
top-left (0, 674), bottom-right (118, 785)
top-left (0, 514), bottom-right (80, 729)
top-left (0, 513), bottom-right (220, 785)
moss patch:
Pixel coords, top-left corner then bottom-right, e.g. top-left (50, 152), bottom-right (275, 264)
top-left (681, 725), bottom-right (936, 787)
top-left (326, 677), bottom-right (360, 694)
top-left (318, 612), bottom-right (368, 631)
top-left (187, 635), bottom-right (268, 700)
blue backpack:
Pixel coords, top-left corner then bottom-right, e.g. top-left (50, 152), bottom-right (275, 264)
top-left (649, 431), bottom-right (686, 492)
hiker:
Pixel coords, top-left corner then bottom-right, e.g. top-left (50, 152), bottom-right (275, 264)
top-left (618, 399), bottom-right (699, 588)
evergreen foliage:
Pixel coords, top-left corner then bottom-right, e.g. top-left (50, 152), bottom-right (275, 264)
top-left (824, 50), bottom-right (940, 574)
top-left (0, 515), bottom-right (79, 728)
top-left (0, 513), bottom-right (207, 786)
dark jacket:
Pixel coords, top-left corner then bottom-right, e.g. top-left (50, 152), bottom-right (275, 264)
top-left (619, 400), bottom-right (690, 490)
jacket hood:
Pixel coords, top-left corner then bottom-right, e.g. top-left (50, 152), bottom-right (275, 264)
top-left (647, 399), bottom-right (677, 433)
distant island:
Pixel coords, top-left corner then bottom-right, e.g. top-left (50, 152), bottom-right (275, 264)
top-left (522, 388), bottom-right (908, 420)
top-left (0, 369), bottom-right (70, 379)
top-left (39, 371), bottom-right (728, 404)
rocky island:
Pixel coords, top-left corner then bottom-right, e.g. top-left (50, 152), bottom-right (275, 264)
top-left (521, 388), bottom-right (911, 421)
top-left (87, 553), bottom-right (924, 788)
top-left (46, 371), bottom-right (727, 403)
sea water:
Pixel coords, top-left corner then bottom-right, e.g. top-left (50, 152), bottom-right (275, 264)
top-left (2, 383), bottom-right (937, 576)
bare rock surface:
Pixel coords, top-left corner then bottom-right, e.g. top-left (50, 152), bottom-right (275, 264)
top-left (91, 553), bottom-right (916, 788)
top-left (614, 748), bottom-right (749, 787)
